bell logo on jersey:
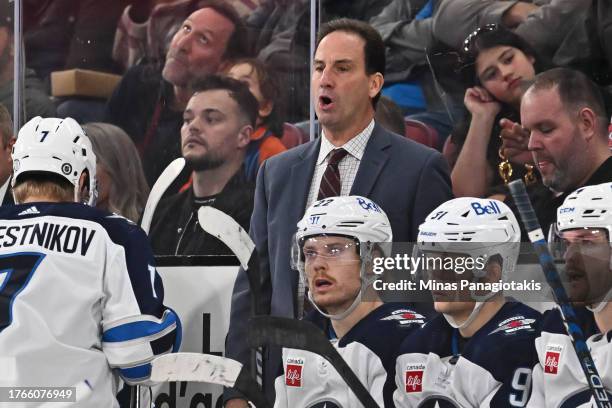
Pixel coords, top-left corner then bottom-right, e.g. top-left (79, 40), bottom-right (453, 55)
top-left (286, 357), bottom-right (304, 387)
top-left (544, 352), bottom-right (560, 374)
top-left (405, 363), bottom-right (425, 393)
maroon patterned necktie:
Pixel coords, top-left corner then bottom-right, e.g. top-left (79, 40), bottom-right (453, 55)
top-left (317, 148), bottom-right (348, 200)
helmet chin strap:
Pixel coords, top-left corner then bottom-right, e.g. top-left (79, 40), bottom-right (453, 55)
top-left (443, 301), bottom-right (486, 329)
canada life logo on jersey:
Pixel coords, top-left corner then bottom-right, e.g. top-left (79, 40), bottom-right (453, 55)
top-left (405, 363), bottom-right (425, 393)
top-left (544, 344), bottom-right (563, 375)
top-left (286, 357), bottom-right (304, 387)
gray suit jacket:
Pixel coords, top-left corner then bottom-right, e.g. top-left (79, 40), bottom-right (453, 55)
top-left (225, 124), bottom-right (453, 401)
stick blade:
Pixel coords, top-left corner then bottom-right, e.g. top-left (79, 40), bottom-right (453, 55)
top-left (141, 158), bottom-right (186, 234)
top-left (151, 353), bottom-right (242, 387)
top-left (197, 206), bottom-right (255, 268)
top-left (248, 316), bottom-right (329, 354)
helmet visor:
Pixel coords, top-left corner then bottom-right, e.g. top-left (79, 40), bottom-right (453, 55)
top-left (550, 227), bottom-right (612, 304)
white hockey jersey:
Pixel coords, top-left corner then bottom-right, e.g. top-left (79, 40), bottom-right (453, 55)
top-left (528, 307), bottom-right (612, 407)
top-left (394, 302), bottom-right (541, 408)
top-left (0, 203), bottom-right (181, 407)
top-left (273, 303), bottom-right (426, 408)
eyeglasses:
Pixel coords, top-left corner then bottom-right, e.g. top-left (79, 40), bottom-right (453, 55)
top-left (462, 24), bottom-right (499, 54)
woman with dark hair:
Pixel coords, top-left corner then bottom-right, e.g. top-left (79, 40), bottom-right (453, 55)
top-left (226, 58), bottom-right (287, 181)
top-left (451, 24), bottom-right (547, 198)
top-left (82, 122), bottom-right (150, 223)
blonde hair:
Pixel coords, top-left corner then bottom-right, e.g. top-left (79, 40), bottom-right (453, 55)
top-left (13, 174), bottom-right (73, 203)
top-left (82, 123), bottom-right (149, 222)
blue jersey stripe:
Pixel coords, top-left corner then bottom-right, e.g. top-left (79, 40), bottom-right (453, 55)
top-left (103, 310), bottom-right (178, 343)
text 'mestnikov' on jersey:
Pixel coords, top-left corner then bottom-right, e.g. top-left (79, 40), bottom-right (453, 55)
top-left (394, 302), bottom-right (541, 408)
top-left (0, 203), bottom-right (181, 407)
top-left (273, 302), bottom-right (426, 408)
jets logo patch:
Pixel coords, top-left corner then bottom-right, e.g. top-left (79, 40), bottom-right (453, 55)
top-left (489, 316), bottom-right (536, 335)
top-left (381, 309), bottom-right (426, 325)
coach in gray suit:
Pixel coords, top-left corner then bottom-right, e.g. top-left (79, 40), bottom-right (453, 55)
top-left (224, 19), bottom-right (453, 406)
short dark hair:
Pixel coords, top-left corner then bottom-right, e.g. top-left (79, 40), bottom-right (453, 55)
top-left (190, 0), bottom-right (251, 60)
top-left (226, 58), bottom-right (285, 136)
top-left (529, 67), bottom-right (608, 136)
top-left (316, 18), bottom-right (385, 107)
top-left (191, 74), bottom-right (259, 128)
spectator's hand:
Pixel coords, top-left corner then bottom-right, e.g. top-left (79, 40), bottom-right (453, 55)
top-left (225, 399), bottom-right (250, 408)
top-left (464, 87), bottom-right (502, 119)
top-left (502, 2), bottom-right (539, 28)
top-left (499, 118), bottom-right (533, 165)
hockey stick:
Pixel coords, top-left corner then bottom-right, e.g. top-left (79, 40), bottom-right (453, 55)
top-left (197, 206), bottom-right (266, 315)
top-left (197, 206), bottom-right (266, 386)
top-left (248, 315), bottom-right (380, 408)
top-left (135, 158), bottom-right (185, 408)
top-left (151, 353), bottom-right (271, 408)
top-left (140, 157), bottom-right (186, 234)
top-left (508, 179), bottom-right (612, 408)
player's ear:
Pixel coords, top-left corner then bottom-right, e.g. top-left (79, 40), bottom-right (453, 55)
top-left (77, 171), bottom-right (90, 204)
top-left (484, 259), bottom-right (503, 282)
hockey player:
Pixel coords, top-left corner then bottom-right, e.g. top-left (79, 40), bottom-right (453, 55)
top-left (394, 197), bottom-right (542, 407)
top-left (0, 117), bottom-right (181, 406)
top-left (273, 195), bottom-right (426, 407)
top-left (528, 182), bottom-right (612, 407)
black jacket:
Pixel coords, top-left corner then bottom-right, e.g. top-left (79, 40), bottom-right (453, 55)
top-left (149, 169), bottom-right (255, 255)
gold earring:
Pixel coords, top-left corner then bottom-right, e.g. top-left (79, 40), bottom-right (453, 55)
top-left (498, 147), bottom-right (513, 184)
top-left (523, 163), bottom-right (536, 185)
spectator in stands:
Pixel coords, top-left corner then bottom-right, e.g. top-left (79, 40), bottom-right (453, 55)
top-left (226, 58), bottom-right (287, 180)
top-left (24, 0), bottom-right (129, 81)
top-left (0, 103), bottom-right (13, 205)
top-left (82, 123), bottom-right (149, 223)
top-left (149, 75), bottom-right (257, 255)
top-left (113, 0), bottom-right (260, 71)
top-left (431, 0), bottom-right (599, 82)
top-left (225, 18), bottom-right (452, 407)
top-left (106, 0), bottom-right (249, 189)
top-left (1, 0), bottom-right (56, 121)
top-left (370, 0), bottom-right (466, 145)
top-left (519, 68), bottom-right (612, 235)
top-left (245, 0), bottom-right (309, 122)
top-left (451, 25), bottom-right (545, 198)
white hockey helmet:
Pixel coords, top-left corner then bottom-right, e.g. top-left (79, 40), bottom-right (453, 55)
top-left (556, 183), bottom-right (612, 243)
top-left (418, 197), bottom-right (521, 328)
top-left (291, 196), bottom-right (392, 320)
top-left (12, 117), bottom-right (97, 205)
top-left (554, 182), bottom-right (612, 312)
